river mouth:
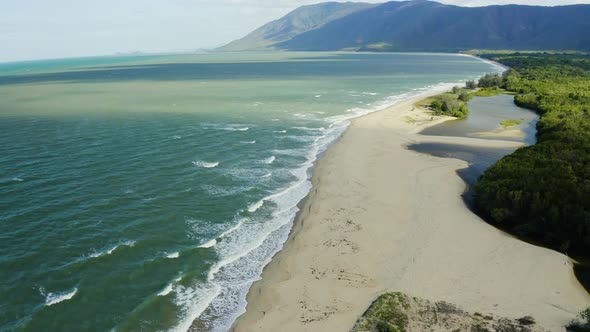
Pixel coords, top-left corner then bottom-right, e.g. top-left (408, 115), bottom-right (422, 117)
top-left (410, 94), bottom-right (539, 206)
top-left (410, 94), bottom-right (590, 295)
top-left (421, 94), bottom-right (539, 145)
top-left (407, 142), bottom-right (515, 206)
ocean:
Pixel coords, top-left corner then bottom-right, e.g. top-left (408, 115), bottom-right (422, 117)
top-left (0, 52), bottom-right (500, 331)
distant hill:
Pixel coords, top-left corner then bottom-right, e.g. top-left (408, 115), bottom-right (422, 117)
top-left (217, 2), bottom-right (376, 51)
top-left (220, 1), bottom-right (590, 52)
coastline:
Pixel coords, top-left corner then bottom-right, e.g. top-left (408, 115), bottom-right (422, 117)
top-left (229, 89), bottom-right (590, 332)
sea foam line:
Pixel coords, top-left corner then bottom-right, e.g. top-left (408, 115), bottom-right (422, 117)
top-left (198, 239), bottom-right (217, 249)
top-left (223, 127), bottom-right (249, 132)
top-left (247, 200), bottom-right (264, 213)
top-left (193, 161), bottom-right (220, 169)
top-left (158, 283), bottom-right (174, 297)
top-left (170, 284), bottom-right (222, 332)
top-left (263, 156), bottom-right (276, 164)
top-left (44, 288), bottom-right (78, 306)
top-left (218, 219), bottom-right (246, 239)
top-left (90, 240), bottom-right (136, 259)
top-left (167, 252), bottom-right (180, 259)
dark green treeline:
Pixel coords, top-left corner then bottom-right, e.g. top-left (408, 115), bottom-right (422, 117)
top-left (473, 53), bottom-right (590, 256)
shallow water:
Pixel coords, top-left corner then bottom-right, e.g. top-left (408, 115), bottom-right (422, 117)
top-left (421, 94), bottom-right (539, 145)
top-left (0, 52), bottom-right (499, 331)
top-left (411, 94), bottom-right (539, 205)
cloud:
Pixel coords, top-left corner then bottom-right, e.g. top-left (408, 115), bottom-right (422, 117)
top-left (1, 0), bottom-right (590, 62)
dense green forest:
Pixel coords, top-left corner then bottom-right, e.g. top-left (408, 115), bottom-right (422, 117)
top-left (473, 53), bottom-right (590, 256)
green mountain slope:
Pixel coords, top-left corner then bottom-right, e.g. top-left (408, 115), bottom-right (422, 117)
top-left (221, 1), bottom-right (590, 52)
top-left (217, 2), bottom-right (375, 51)
top-left (278, 1), bottom-right (590, 51)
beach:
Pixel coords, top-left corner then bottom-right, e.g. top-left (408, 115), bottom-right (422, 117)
top-left (230, 91), bottom-right (590, 332)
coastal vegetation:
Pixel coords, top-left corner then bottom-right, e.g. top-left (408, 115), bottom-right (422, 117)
top-left (427, 75), bottom-right (512, 119)
top-left (352, 292), bottom-right (546, 332)
top-left (473, 53), bottom-right (590, 256)
top-left (429, 90), bottom-right (470, 118)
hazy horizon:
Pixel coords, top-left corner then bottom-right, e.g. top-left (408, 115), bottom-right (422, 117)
top-left (2, 0), bottom-right (590, 63)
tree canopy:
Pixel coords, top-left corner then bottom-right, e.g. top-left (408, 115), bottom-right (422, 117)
top-left (473, 53), bottom-right (590, 256)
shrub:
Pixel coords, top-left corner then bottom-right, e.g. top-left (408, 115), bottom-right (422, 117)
top-left (478, 73), bottom-right (504, 88)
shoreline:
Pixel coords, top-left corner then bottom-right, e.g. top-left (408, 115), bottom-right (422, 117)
top-left (230, 89), bottom-right (590, 331)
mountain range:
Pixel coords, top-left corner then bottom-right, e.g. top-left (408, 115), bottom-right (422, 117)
top-left (219, 0), bottom-right (590, 52)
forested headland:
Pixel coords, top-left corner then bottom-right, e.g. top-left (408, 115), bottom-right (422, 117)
top-left (472, 53), bottom-right (590, 259)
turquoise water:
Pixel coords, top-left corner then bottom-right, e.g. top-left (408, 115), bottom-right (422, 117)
top-left (0, 52), bottom-right (499, 331)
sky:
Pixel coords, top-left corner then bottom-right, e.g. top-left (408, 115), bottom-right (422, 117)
top-left (1, 0), bottom-right (589, 62)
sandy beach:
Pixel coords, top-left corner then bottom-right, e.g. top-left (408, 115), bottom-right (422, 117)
top-left (230, 91), bottom-right (590, 332)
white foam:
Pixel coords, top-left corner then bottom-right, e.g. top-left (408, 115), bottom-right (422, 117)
top-left (218, 219), bottom-right (246, 239)
top-left (261, 172), bottom-right (272, 178)
top-left (271, 148), bottom-right (308, 157)
top-left (240, 141), bottom-right (256, 144)
top-left (167, 252), bottom-right (180, 259)
top-left (362, 91), bottom-right (379, 96)
top-left (172, 135), bottom-right (182, 140)
top-left (247, 200), bottom-right (264, 213)
top-left (223, 126), bottom-right (249, 131)
top-left (45, 288), bottom-right (78, 306)
top-left (12, 177), bottom-right (23, 182)
top-left (193, 161), bottom-right (220, 169)
top-left (208, 123), bottom-right (253, 132)
top-left (263, 156), bottom-right (276, 164)
top-left (292, 126), bottom-right (325, 132)
top-left (198, 239), bottom-right (217, 249)
top-left (273, 130), bottom-right (287, 133)
top-left (314, 95), bottom-right (322, 98)
top-left (90, 240), bottom-right (135, 258)
top-left (158, 283), bottom-right (174, 296)
top-left (106, 246), bottom-right (118, 255)
top-left (169, 284), bottom-right (222, 332)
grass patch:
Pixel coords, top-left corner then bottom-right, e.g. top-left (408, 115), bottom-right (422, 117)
top-left (472, 87), bottom-right (515, 97)
top-left (500, 119), bottom-right (523, 127)
top-left (352, 292), bottom-right (410, 332)
top-left (364, 42), bottom-right (395, 51)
